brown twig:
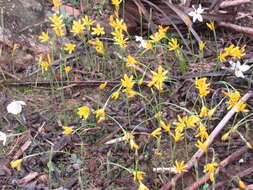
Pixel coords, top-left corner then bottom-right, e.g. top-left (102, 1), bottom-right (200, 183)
top-left (218, 22), bottom-right (253, 35)
top-left (160, 91), bottom-right (253, 190)
top-left (220, 0), bottom-right (251, 8)
top-left (184, 146), bottom-right (249, 190)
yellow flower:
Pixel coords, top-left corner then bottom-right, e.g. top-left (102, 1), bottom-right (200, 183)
top-left (221, 132), bottom-right (230, 141)
top-left (121, 74), bottom-right (135, 89)
top-left (65, 66), bottom-right (72, 73)
top-left (218, 51), bottom-right (228, 62)
top-left (160, 120), bottom-right (170, 132)
top-left (132, 171), bottom-right (145, 181)
top-left (62, 126), bottom-right (74, 135)
top-left (52, 0), bottom-right (62, 7)
top-left (49, 14), bottom-right (64, 28)
top-left (111, 0), bottom-right (122, 7)
top-left (170, 131), bottom-right (184, 142)
top-left (91, 24), bottom-right (105, 36)
top-left (235, 101), bottom-right (249, 113)
top-left (64, 43), bottom-right (76, 54)
top-left (112, 30), bottom-right (127, 48)
top-left (147, 65), bottom-right (168, 91)
top-left (40, 61), bottom-right (50, 72)
top-left (155, 151), bottom-right (163, 156)
top-left (39, 54), bottom-right (51, 72)
top-left (151, 128), bottom-right (162, 137)
top-left (225, 44), bottom-right (245, 59)
top-left (158, 25), bottom-right (169, 39)
top-left (49, 14), bottom-right (65, 36)
top-left (195, 77), bottom-right (210, 97)
top-left (109, 15), bottom-right (127, 32)
top-left (185, 115), bottom-right (200, 127)
top-left (195, 123), bottom-right (209, 141)
top-left (121, 74), bottom-right (136, 98)
top-left (53, 27), bottom-right (65, 36)
top-left (199, 41), bottom-right (206, 51)
top-left (126, 55), bottom-right (138, 70)
top-left (10, 159), bottom-right (23, 170)
top-left (111, 91), bottom-right (120, 100)
top-left (39, 31), bottom-right (50, 42)
top-left (71, 20), bottom-right (84, 35)
top-left (123, 132), bottom-right (139, 149)
top-left (98, 82), bottom-right (107, 89)
top-left (199, 106), bottom-right (215, 118)
top-left (150, 32), bottom-right (162, 43)
top-left (77, 106), bottom-right (90, 119)
top-left (137, 181), bottom-right (149, 190)
top-left (82, 16), bottom-right (94, 30)
top-left (204, 162), bottom-right (218, 182)
top-left (224, 91), bottom-right (241, 110)
top-left (129, 139), bottom-right (139, 149)
top-left (122, 88), bottom-right (137, 98)
top-left (238, 179), bottom-right (246, 189)
top-left (88, 38), bottom-right (105, 55)
top-left (195, 139), bottom-right (209, 152)
top-left (206, 22), bottom-right (215, 31)
top-left (12, 43), bottom-right (20, 55)
top-left (94, 108), bottom-right (106, 123)
top-left (173, 160), bottom-right (188, 174)
top-left (168, 38), bottom-right (180, 51)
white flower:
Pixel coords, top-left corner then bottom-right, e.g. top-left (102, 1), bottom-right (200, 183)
top-left (0, 131), bottom-right (7, 146)
top-left (135, 36), bottom-right (143, 42)
top-left (7, 101), bottom-right (26, 115)
top-left (229, 61), bottom-right (250, 78)
top-left (135, 36), bottom-right (148, 48)
top-left (188, 4), bottom-right (205, 23)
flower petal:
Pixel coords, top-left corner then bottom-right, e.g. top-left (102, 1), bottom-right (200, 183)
top-left (235, 70), bottom-right (245, 78)
top-left (240, 64), bottom-right (250, 72)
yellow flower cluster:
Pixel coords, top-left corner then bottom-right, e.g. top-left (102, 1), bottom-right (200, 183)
top-left (132, 170), bottom-right (149, 190)
top-left (195, 78), bottom-right (210, 97)
top-left (49, 14), bottom-right (65, 37)
top-left (38, 54), bottom-right (51, 72)
top-left (224, 91), bottom-right (249, 112)
top-left (147, 65), bottom-right (168, 92)
top-left (219, 44), bottom-right (245, 62)
top-left (121, 74), bottom-right (137, 98)
top-left (150, 25), bottom-right (169, 43)
top-left (110, 15), bottom-right (128, 48)
top-left (204, 162), bottom-right (218, 182)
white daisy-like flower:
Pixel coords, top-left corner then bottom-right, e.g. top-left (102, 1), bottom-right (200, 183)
top-left (7, 100), bottom-right (26, 115)
top-left (229, 60), bottom-right (250, 78)
top-left (135, 36), bottom-right (143, 42)
top-left (0, 131), bottom-right (7, 146)
top-left (135, 36), bottom-right (148, 48)
top-left (188, 4), bottom-right (205, 23)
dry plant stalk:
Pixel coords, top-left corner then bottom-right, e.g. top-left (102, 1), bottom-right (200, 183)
top-left (220, 0), bottom-right (251, 8)
top-left (218, 22), bottom-right (253, 35)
